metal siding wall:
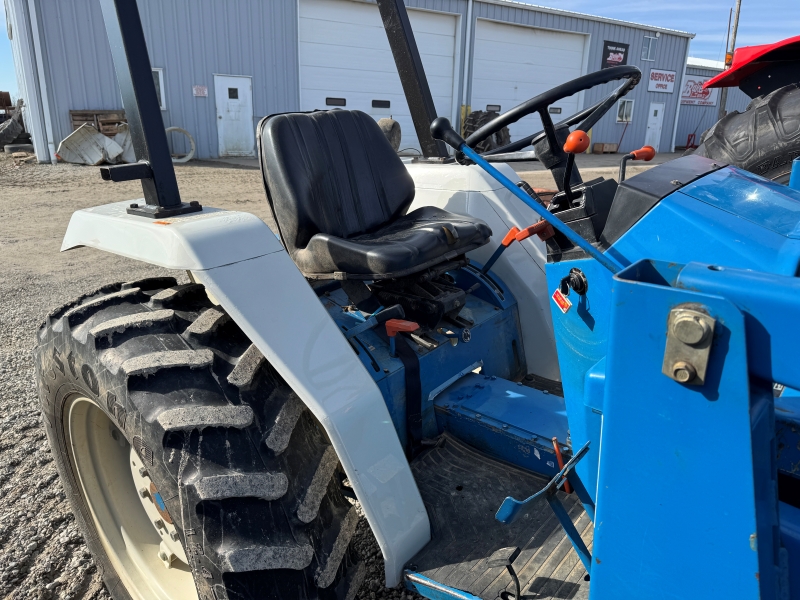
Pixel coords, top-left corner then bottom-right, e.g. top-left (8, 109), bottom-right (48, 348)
top-left (675, 66), bottom-right (752, 148)
top-left (37, 0), bottom-right (299, 159)
top-left (471, 2), bottom-right (690, 153)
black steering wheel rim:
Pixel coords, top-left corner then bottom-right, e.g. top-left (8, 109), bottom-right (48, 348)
top-left (464, 65), bottom-right (641, 151)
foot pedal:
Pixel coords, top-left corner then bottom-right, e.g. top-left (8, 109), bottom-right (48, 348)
top-left (495, 441), bottom-right (593, 571)
top-left (487, 547), bottom-right (522, 599)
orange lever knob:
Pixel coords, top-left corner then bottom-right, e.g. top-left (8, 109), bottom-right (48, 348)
top-left (515, 220), bottom-right (550, 242)
top-left (630, 145), bottom-right (656, 161)
top-left (385, 319), bottom-right (420, 337)
top-left (563, 130), bottom-right (590, 154)
top-left (501, 227), bottom-right (521, 247)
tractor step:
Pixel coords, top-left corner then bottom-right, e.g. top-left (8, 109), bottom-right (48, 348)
top-left (406, 434), bottom-right (590, 600)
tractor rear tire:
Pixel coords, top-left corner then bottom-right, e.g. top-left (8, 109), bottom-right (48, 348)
top-left (34, 277), bottom-right (365, 600)
top-left (692, 83), bottom-right (800, 183)
top-left (463, 110), bottom-right (512, 154)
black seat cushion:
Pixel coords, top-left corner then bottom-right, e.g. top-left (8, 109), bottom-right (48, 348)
top-left (299, 206), bottom-right (491, 278)
top-left (258, 110), bottom-right (491, 278)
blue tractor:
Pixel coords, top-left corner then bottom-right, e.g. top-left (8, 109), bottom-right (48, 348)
top-left (33, 0), bottom-right (800, 598)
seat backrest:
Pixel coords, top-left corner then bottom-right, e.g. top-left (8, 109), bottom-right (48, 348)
top-left (258, 110), bottom-right (415, 255)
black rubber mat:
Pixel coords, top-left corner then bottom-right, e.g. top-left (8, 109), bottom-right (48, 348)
top-left (409, 434), bottom-right (591, 600)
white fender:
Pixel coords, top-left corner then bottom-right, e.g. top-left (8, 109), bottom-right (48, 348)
top-left (61, 201), bottom-right (430, 587)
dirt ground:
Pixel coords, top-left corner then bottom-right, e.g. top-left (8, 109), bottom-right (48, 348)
top-left (0, 151), bottom-right (665, 600)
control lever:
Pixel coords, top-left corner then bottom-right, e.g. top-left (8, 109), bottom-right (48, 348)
top-left (618, 145), bottom-right (656, 182)
top-left (385, 319), bottom-right (420, 357)
top-left (561, 130), bottom-right (591, 205)
top-left (430, 117), bottom-right (621, 274)
top-left (345, 304), bottom-right (405, 340)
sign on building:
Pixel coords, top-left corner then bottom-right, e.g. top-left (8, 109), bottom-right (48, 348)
top-left (681, 77), bottom-right (719, 106)
top-left (601, 41), bottom-right (629, 69)
top-left (193, 85), bottom-right (209, 97)
top-left (648, 69), bottom-right (676, 93)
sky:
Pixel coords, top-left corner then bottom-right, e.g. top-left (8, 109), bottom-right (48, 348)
top-left (0, 0), bottom-right (797, 99)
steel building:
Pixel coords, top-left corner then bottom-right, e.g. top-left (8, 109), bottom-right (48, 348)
top-left (7, 0), bottom-right (694, 162)
top-left (675, 57), bottom-right (751, 150)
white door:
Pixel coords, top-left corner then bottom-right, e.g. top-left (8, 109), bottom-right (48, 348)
top-left (644, 102), bottom-right (665, 151)
top-left (472, 20), bottom-right (586, 143)
top-left (214, 75), bottom-right (255, 157)
top-left (299, 0), bottom-right (457, 154)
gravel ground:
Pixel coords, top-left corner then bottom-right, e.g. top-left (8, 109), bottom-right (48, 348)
top-left (0, 152), bottom-right (420, 600)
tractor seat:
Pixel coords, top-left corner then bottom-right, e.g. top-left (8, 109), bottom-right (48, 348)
top-left (258, 110), bottom-right (491, 279)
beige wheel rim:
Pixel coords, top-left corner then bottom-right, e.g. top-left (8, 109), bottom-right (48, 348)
top-left (65, 396), bottom-right (198, 600)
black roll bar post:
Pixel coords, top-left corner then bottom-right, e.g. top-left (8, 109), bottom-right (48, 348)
top-left (98, 0), bottom-right (200, 218)
top-left (375, 0), bottom-right (450, 159)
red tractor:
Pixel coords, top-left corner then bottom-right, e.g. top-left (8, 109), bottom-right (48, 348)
top-left (692, 35), bottom-right (800, 183)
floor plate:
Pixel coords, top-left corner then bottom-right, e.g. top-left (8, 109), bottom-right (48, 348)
top-left (409, 434), bottom-right (591, 600)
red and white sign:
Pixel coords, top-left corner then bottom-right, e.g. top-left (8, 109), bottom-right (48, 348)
top-left (648, 69), bottom-right (677, 93)
top-left (680, 77), bottom-right (719, 106)
top-left (551, 288), bottom-right (572, 314)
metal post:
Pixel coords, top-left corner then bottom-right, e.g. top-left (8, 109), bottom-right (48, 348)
top-left (98, 0), bottom-right (200, 217)
top-left (717, 0), bottom-right (742, 121)
top-left (375, 0), bottom-right (449, 158)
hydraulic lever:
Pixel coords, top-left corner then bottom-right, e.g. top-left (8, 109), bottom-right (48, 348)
top-left (618, 145), bottom-right (656, 181)
top-left (561, 130), bottom-right (591, 205)
top-left (430, 117), bottom-right (621, 274)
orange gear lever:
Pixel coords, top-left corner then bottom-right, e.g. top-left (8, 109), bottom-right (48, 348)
top-left (619, 145), bottom-right (657, 182)
top-left (563, 130), bottom-right (590, 154)
top-left (385, 319), bottom-right (420, 357)
top-left (515, 220), bottom-right (555, 242)
top-left (385, 319), bottom-right (420, 337)
top-left (630, 145), bottom-right (656, 161)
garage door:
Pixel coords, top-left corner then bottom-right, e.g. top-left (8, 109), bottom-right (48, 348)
top-left (472, 20), bottom-right (586, 143)
top-left (299, 0), bottom-right (457, 154)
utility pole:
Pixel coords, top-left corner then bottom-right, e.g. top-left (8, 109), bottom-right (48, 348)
top-left (717, 0), bottom-right (743, 121)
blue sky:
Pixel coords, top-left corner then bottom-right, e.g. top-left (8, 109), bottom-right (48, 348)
top-left (0, 0), bottom-right (797, 99)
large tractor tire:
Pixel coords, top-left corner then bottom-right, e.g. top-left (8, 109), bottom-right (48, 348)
top-left (462, 110), bottom-right (511, 153)
top-left (33, 277), bottom-right (365, 600)
top-left (692, 84), bottom-right (800, 183)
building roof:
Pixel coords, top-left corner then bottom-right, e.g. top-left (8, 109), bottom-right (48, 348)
top-left (687, 57), bottom-right (725, 70)
top-left (478, 0), bottom-right (695, 38)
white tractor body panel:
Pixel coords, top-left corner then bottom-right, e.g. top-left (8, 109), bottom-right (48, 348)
top-left (61, 201), bottom-right (430, 587)
top-left (405, 162), bottom-right (561, 381)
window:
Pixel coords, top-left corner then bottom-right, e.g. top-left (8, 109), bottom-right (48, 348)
top-left (486, 104), bottom-right (501, 112)
top-left (642, 36), bottom-right (657, 61)
top-left (326, 97), bottom-right (346, 106)
top-left (228, 87), bottom-right (238, 99)
top-left (372, 100), bottom-right (390, 108)
top-left (617, 99), bottom-right (634, 123)
top-left (152, 68), bottom-right (165, 110)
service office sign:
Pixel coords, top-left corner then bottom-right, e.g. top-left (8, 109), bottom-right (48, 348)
top-left (681, 77), bottom-right (720, 106)
top-left (648, 69), bottom-right (677, 93)
top-left (601, 41), bottom-right (629, 69)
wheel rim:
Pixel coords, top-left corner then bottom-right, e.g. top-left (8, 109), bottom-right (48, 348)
top-left (65, 396), bottom-right (198, 600)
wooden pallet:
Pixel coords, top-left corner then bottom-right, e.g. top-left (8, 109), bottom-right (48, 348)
top-left (69, 110), bottom-right (127, 137)
top-left (591, 143), bottom-right (618, 154)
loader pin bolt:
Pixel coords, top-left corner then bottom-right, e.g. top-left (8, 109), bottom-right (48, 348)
top-left (672, 361), bottom-right (697, 383)
top-left (672, 316), bottom-right (709, 346)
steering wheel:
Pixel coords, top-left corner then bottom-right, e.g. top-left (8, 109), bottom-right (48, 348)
top-left (464, 65), bottom-right (641, 158)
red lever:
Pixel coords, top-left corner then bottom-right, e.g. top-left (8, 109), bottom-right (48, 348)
top-left (385, 319), bottom-right (419, 337)
top-left (563, 130), bottom-right (590, 154)
top-left (501, 226), bottom-right (521, 247)
top-left (515, 220), bottom-right (554, 242)
top-left (630, 145), bottom-right (656, 161)
top-left (552, 437), bottom-right (572, 494)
